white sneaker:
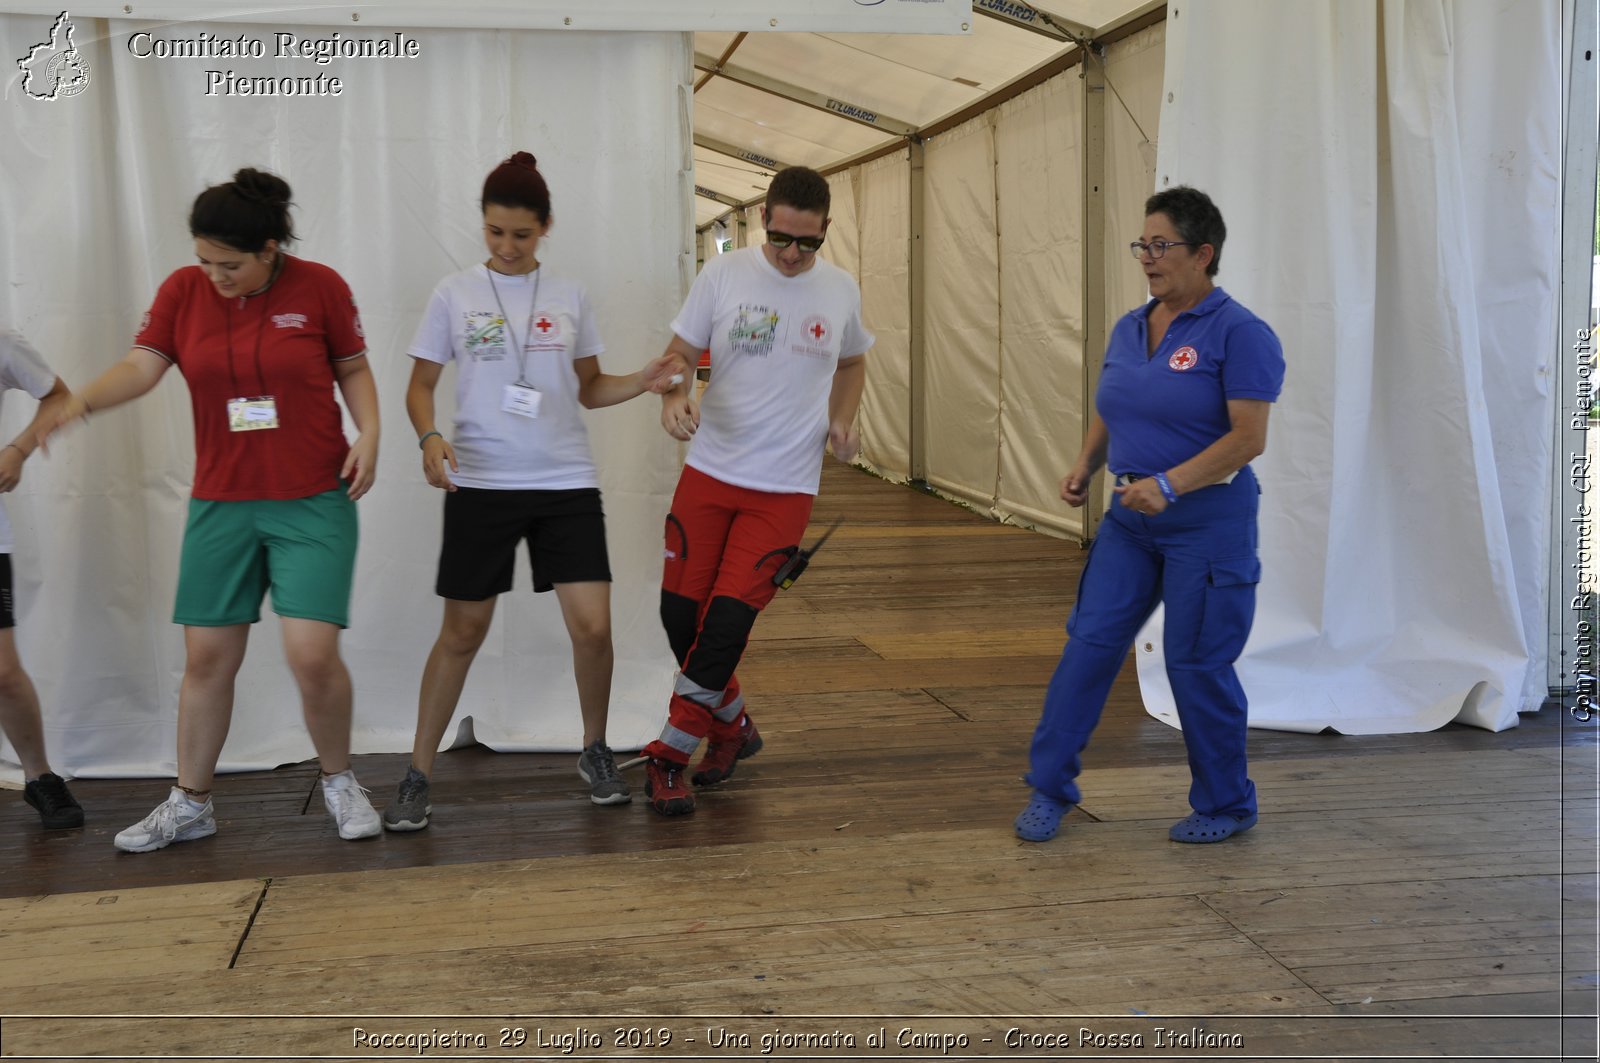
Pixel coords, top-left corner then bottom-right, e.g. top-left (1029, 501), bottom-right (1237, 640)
top-left (322, 769), bottom-right (381, 840)
top-left (114, 788), bottom-right (216, 853)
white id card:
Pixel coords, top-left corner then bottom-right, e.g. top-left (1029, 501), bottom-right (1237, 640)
top-left (502, 383), bottom-right (542, 419)
top-left (227, 396), bottom-right (279, 432)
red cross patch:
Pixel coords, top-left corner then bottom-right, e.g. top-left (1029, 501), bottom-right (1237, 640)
top-left (1168, 346), bottom-right (1198, 371)
top-left (800, 315), bottom-right (830, 345)
top-left (531, 311), bottom-right (561, 342)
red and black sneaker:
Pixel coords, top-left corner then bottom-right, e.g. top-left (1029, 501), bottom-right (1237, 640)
top-left (692, 714), bottom-right (763, 787)
top-left (645, 757), bottom-right (696, 816)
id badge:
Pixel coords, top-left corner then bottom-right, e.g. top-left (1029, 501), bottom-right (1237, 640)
top-left (227, 396), bottom-right (279, 432)
top-left (502, 383), bottom-right (542, 419)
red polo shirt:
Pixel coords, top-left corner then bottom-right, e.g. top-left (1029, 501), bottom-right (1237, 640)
top-left (134, 255), bottom-right (366, 501)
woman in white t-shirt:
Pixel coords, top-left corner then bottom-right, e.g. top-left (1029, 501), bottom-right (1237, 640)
top-left (0, 330), bottom-right (83, 829)
top-left (381, 152), bottom-right (678, 831)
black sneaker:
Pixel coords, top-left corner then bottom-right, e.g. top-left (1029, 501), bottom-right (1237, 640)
top-left (24, 772), bottom-right (84, 829)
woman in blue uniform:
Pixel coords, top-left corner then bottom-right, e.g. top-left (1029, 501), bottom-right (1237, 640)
top-left (1016, 186), bottom-right (1285, 845)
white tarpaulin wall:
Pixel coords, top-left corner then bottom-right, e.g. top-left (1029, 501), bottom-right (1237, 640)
top-left (0, 15), bottom-right (692, 777)
top-left (1136, 0), bottom-right (1559, 732)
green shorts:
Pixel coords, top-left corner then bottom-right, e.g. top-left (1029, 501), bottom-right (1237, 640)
top-left (174, 487), bottom-right (358, 628)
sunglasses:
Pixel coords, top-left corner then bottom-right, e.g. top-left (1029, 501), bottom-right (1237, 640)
top-left (766, 229), bottom-right (826, 254)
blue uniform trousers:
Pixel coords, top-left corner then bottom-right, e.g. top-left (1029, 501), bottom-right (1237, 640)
top-left (1026, 467), bottom-right (1261, 819)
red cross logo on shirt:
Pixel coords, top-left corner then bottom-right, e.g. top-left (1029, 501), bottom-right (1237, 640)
top-left (529, 310), bottom-right (561, 343)
top-left (1169, 346), bottom-right (1198, 371)
top-left (798, 315), bottom-right (832, 352)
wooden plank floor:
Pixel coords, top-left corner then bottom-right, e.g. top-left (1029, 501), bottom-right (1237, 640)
top-left (1, 462), bottom-right (1596, 1062)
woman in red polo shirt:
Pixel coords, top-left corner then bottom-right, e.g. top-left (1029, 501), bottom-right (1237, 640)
top-left (44, 167), bottom-right (383, 851)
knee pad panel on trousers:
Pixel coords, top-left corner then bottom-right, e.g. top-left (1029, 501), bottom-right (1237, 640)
top-left (660, 590), bottom-right (700, 666)
top-left (682, 595), bottom-right (758, 692)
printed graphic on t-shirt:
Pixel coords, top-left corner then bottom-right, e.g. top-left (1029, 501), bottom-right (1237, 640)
top-left (464, 311), bottom-right (507, 360)
top-left (272, 313), bottom-right (308, 330)
top-left (728, 304), bottom-right (779, 356)
top-left (526, 309), bottom-right (565, 352)
top-left (792, 314), bottom-right (834, 359)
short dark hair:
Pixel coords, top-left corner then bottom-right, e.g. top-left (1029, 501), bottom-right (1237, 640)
top-left (482, 151), bottom-right (551, 224)
top-left (189, 167), bottom-right (294, 251)
top-left (766, 166), bottom-right (830, 217)
top-left (1144, 185), bottom-right (1226, 276)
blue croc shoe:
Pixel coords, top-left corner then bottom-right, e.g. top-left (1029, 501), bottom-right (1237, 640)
top-left (1014, 793), bottom-right (1073, 843)
top-left (1168, 809), bottom-right (1258, 843)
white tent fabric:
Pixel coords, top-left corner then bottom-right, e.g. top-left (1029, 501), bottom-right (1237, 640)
top-left (0, 16), bottom-right (691, 778)
top-left (1136, 0), bottom-right (1560, 733)
top-left (855, 151), bottom-right (914, 479)
top-left (851, 29), bottom-right (1164, 538)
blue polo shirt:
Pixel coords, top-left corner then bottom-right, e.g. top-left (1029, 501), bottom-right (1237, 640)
top-left (1097, 287), bottom-right (1284, 476)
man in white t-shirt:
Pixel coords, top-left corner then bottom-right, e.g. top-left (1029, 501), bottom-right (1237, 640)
top-left (0, 330), bottom-right (83, 829)
top-left (642, 167), bottom-right (872, 816)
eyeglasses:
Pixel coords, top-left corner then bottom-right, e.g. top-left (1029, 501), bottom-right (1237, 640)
top-left (767, 229), bottom-right (826, 254)
top-left (1130, 238), bottom-right (1193, 259)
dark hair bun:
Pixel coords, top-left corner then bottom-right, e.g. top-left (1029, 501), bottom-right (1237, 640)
top-left (232, 167), bottom-right (292, 208)
top-left (481, 151), bottom-right (552, 223)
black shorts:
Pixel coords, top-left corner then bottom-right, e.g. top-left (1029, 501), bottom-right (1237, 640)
top-left (437, 487), bottom-right (612, 600)
top-left (0, 554), bottom-right (13, 629)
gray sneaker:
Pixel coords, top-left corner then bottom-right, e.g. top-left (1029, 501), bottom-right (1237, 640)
top-left (382, 766), bottom-right (431, 832)
top-left (577, 741), bottom-right (631, 805)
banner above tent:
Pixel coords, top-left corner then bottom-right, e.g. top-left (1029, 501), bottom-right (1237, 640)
top-left (12, 0), bottom-right (976, 34)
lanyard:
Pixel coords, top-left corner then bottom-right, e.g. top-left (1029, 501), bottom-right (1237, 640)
top-left (484, 264), bottom-right (541, 386)
top-left (225, 281), bottom-right (273, 397)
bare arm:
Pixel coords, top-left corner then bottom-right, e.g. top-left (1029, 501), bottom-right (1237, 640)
top-left (1060, 413), bottom-right (1111, 507)
top-left (0, 377), bottom-right (71, 492)
top-left (1166, 398), bottom-right (1270, 495)
top-left (1115, 398), bottom-right (1271, 514)
top-left (332, 354), bottom-right (380, 500)
top-left (38, 347), bottom-right (171, 451)
top-left (658, 334), bottom-right (705, 440)
top-left (826, 354), bottom-right (866, 462)
top-left (574, 352), bottom-right (685, 410)
top-left (407, 358), bottom-right (457, 492)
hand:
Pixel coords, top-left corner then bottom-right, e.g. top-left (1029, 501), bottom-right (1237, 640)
top-left (0, 447), bottom-right (23, 493)
top-left (1114, 478), bottom-right (1168, 516)
top-left (342, 431), bottom-right (378, 500)
top-left (1059, 468), bottom-right (1093, 507)
top-left (421, 433), bottom-right (458, 492)
top-left (827, 420), bottom-right (860, 463)
top-left (640, 352), bottom-right (689, 395)
top-left (37, 394), bottom-right (89, 455)
top-left (661, 392), bottom-right (699, 441)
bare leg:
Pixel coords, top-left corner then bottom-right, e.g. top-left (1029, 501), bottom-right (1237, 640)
top-left (553, 581), bottom-right (613, 746)
top-left (410, 597), bottom-right (497, 776)
top-left (280, 617), bottom-right (354, 775)
top-left (177, 624), bottom-right (251, 794)
top-left (0, 628), bottom-right (50, 778)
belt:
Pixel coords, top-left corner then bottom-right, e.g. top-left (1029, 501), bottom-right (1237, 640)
top-left (1114, 470), bottom-right (1240, 487)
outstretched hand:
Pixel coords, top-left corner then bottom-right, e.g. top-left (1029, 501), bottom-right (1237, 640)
top-left (641, 352), bottom-right (689, 395)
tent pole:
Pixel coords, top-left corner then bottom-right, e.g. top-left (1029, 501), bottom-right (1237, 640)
top-left (1081, 45), bottom-right (1109, 541)
top-left (909, 136), bottom-right (928, 484)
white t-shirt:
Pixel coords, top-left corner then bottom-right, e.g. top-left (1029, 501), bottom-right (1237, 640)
top-left (0, 331), bottom-right (58, 554)
top-left (672, 247), bottom-right (872, 495)
top-left (409, 266), bottom-right (605, 490)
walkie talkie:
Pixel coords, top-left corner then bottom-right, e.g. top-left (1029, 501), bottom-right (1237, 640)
top-left (771, 517), bottom-right (844, 589)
